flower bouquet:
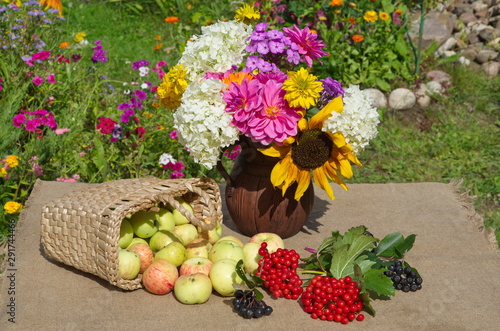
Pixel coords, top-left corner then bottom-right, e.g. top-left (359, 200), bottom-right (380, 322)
top-left (157, 4), bottom-right (379, 237)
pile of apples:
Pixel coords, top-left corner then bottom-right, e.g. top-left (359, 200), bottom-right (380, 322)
top-left (118, 198), bottom-right (285, 304)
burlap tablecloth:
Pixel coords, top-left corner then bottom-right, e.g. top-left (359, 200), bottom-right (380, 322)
top-left (1, 179), bottom-right (499, 331)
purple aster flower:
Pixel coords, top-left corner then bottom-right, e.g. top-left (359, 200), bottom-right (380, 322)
top-left (129, 97), bottom-right (143, 110)
top-left (117, 102), bottom-right (131, 111)
top-left (91, 41), bottom-right (108, 63)
top-left (134, 90), bottom-right (147, 100)
top-left (132, 60), bottom-right (150, 70)
top-left (317, 77), bottom-right (344, 109)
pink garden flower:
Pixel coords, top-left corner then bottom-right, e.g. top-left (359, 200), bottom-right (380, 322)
top-left (282, 25), bottom-right (328, 67)
top-left (32, 76), bottom-right (44, 86)
top-left (47, 74), bottom-right (56, 84)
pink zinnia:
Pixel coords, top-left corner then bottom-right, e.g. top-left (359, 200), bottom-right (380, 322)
top-left (32, 50), bottom-right (51, 61)
top-left (32, 76), bottom-right (44, 86)
top-left (47, 74), bottom-right (56, 84)
top-left (223, 78), bottom-right (261, 135)
top-left (246, 80), bottom-right (302, 145)
top-left (283, 25), bottom-right (328, 67)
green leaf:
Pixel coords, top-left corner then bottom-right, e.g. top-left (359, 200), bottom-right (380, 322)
top-left (353, 265), bottom-right (376, 316)
top-left (396, 234), bottom-right (416, 256)
top-left (363, 268), bottom-right (396, 297)
top-left (330, 235), bottom-right (377, 278)
top-left (234, 260), bottom-right (263, 300)
top-left (376, 78), bottom-right (391, 92)
top-left (376, 232), bottom-right (404, 257)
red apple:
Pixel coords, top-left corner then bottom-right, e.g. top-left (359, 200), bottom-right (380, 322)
top-left (142, 260), bottom-right (179, 295)
top-left (128, 242), bottom-right (154, 273)
top-left (179, 257), bottom-right (213, 276)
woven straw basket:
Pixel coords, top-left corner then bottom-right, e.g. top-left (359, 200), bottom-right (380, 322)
top-left (40, 177), bottom-right (223, 290)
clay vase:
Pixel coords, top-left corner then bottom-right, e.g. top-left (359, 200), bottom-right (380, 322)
top-left (217, 142), bottom-right (314, 239)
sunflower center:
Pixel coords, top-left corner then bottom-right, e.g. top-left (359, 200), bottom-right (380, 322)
top-left (291, 129), bottom-right (333, 169)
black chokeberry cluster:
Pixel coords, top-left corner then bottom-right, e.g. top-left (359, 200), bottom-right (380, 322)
top-left (384, 261), bottom-right (423, 292)
top-left (232, 290), bottom-right (273, 319)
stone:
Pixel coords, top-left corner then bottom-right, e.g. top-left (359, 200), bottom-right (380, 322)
top-left (427, 70), bottom-right (453, 87)
top-left (426, 81), bottom-right (446, 95)
top-left (410, 11), bottom-right (455, 49)
top-left (472, 1), bottom-right (489, 13)
top-left (414, 84), bottom-right (432, 108)
top-left (459, 12), bottom-right (478, 25)
top-left (476, 49), bottom-right (499, 63)
top-left (482, 61), bottom-right (500, 76)
top-left (388, 88), bottom-right (416, 110)
top-left (479, 27), bottom-right (500, 42)
top-left (362, 88), bottom-right (387, 109)
top-left (438, 37), bottom-right (458, 53)
top-left (461, 47), bottom-right (479, 60)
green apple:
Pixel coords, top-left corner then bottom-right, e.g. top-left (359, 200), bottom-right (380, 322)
top-left (173, 224), bottom-right (198, 246)
top-left (200, 220), bottom-right (223, 245)
top-left (126, 237), bottom-right (149, 249)
top-left (156, 208), bottom-right (175, 231)
top-left (118, 249), bottom-right (141, 280)
top-left (209, 258), bottom-right (244, 296)
top-left (142, 259), bottom-right (178, 295)
top-left (242, 241), bottom-right (262, 275)
top-left (149, 230), bottom-right (183, 252)
top-left (185, 238), bottom-right (211, 259)
top-left (129, 210), bottom-right (158, 238)
top-left (179, 257), bottom-right (213, 276)
top-left (249, 232), bottom-right (285, 253)
top-left (154, 241), bottom-right (186, 267)
top-left (171, 198), bottom-right (194, 225)
top-left (174, 273), bottom-right (213, 304)
top-left (216, 235), bottom-right (244, 248)
top-left (128, 242), bottom-right (154, 273)
top-left (208, 240), bottom-right (244, 263)
top-left (118, 219), bottom-right (134, 249)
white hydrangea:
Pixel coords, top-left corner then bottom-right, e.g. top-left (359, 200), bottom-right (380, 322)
top-left (323, 85), bottom-right (380, 154)
top-left (179, 20), bottom-right (253, 82)
top-left (173, 79), bottom-right (240, 169)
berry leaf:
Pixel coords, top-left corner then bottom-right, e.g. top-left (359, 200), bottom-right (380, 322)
top-left (362, 268), bottom-right (396, 297)
top-left (329, 234), bottom-right (377, 278)
top-left (353, 264), bottom-right (377, 317)
top-left (396, 234), bottom-right (416, 257)
top-left (235, 260), bottom-right (264, 300)
top-left (376, 232), bottom-right (404, 257)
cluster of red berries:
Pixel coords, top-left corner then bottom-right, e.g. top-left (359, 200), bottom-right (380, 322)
top-left (301, 275), bottom-right (365, 324)
top-left (255, 242), bottom-right (303, 299)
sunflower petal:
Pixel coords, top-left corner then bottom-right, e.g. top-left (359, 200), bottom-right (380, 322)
top-left (259, 144), bottom-right (291, 158)
top-left (270, 156), bottom-right (291, 187)
top-left (337, 157), bottom-right (354, 178)
top-left (314, 167), bottom-right (335, 200)
top-left (282, 162), bottom-right (299, 195)
top-left (309, 96), bottom-right (343, 129)
top-left (294, 168), bottom-right (311, 200)
top-left (325, 160), bottom-right (348, 190)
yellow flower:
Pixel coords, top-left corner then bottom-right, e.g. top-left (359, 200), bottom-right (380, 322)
top-left (234, 4), bottom-right (260, 24)
top-left (260, 97), bottom-right (361, 200)
top-left (4, 201), bottom-right (23, 214)
top-left (379, 12), bottom-right (390, 21)
top-left (363, 10), bottom-right (378, 22)
top-left (0, 167), bottom-right (7, 178)
top-left (40, 0), bottom-right (63, 16)
top-left (157, 64), bottom-right (188, 110)
top-left (73, 32), bottom-right (87, 43)
top-left (283, 68), bottom-right (323, 109)
top-left (5, 155), bottom-right (20, 168)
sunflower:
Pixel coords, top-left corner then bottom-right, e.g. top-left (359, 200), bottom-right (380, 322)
top-left (259, 97), bottom-right (361, 200)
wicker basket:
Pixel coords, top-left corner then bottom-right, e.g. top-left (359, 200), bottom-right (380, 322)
top-left (40, 177), bottom-right (223, 290)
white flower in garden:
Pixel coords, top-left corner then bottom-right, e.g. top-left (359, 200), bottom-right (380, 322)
top-left (141, 83), bottom-right (148, 89)
top-left (179, 20), bottom-right (253, 82)
top-left (159, 153), bottom-right (176, 165)
top-left (323, 85), bottom-right (380, 154)
top-left (173, 79), bottom-right (240, 169)
top-left (139, 66), bottom-right (149, 77)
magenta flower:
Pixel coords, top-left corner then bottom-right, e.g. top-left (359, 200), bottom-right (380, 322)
top-left (246, 80), bottom-right (301, 145)
top-left (96, 117), bottom-right (117, 134)
top-left (170, 171), bottom-right (185, 179)
top-left (169, 130), bottom-right (178, 139)
top-left (32, 76), bottom-right (44, 85)
top-left (47, 74), bottom-right (56, 84)
top-left (282, 25), bottom-right (328, 67)
top-left (223, 78), bottom-right (260, 134)
top-left (32, 50), bottom-right (51, 61)
top-left (12, 113), bottom-right (26, 127)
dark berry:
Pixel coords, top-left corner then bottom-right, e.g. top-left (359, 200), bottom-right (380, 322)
top-left (395, 267), bottom-right (403, 275)
top-left (404, 266), bottom-right (412, 274)
top-left (394, 261), bottom-right (402, 268)
top-left (392, 275), bottom-right (401, 283)
top-left (395, 283), bottom-right (403, 290)
top-left (384, 271), bottom-right (393, 277)
top-left (402, 285), bottom-right (410, 292)
top-left (254, 308), bottom-right (264, 318)
top-left (264, 306), bottom-right (273, 315)
top-left (409, 271), bottom-right (417, 278)
top-left (415, 277), bottom-right (423, 285)
top-left (410, 284), bottom-right (418, 292)
top-left (388, 264), bottom-right (395, 272)
top-left (234, 290), bottom-right (244, 299)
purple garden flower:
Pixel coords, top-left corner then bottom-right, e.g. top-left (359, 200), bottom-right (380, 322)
top-left (317, 77), bottom-right (345, 109)
top-left (91, 40), bottom-right (108, 63)
top-left (132, 59), bottom-right (150, 70)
